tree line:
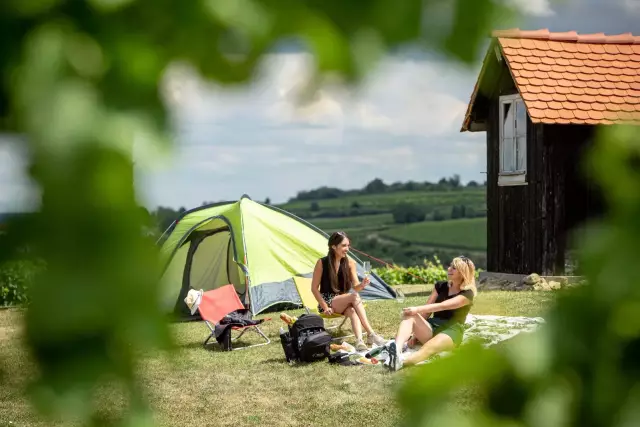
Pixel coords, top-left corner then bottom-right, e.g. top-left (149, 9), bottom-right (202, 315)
top-left (291, 175), bottom-right (486, 202)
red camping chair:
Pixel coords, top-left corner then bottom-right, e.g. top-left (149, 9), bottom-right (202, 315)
top-left (196, 285), bottom-right (271, 351)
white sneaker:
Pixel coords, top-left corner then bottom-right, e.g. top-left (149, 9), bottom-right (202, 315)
top-left (367, 332), bottom-right (386, 346)
top-left (387, 342), bottom-right (403, 372)
top-left (354, 339), bottom-right (368, 352)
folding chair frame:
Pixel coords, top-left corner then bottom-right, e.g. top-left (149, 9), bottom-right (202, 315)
top-left (201, 317), bottom-right (271, 351)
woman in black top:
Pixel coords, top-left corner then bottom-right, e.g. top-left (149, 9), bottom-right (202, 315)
top-left (387, 256), bottom-right (477, 371)
top-left (311, 231), bottom-right (386, 352)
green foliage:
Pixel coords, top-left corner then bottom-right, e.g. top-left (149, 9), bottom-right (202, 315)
top-left (0, 0), bottom-right (518, 425)
top-left (396, 125), bottom-right (640, 427)
top-left (392, 203), bottom-right (427, 224)
top-left (374, 257), bottom-right (448, 285)
top-left (0, 259), bottom-right (46, 306)
top-left (374, 255), bottom-right (483, 285)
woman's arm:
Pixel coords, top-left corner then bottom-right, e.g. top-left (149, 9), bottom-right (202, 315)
top-left (310, 260), bottom-right (330, 312)
top-left (350, 259), bottom-right (369, 292)
top-left (415, 294), bottom-right (471, 316)
top-left (402, 287), bottom-right (438, 317)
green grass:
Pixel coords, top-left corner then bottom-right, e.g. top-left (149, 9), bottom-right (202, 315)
top-left (0, 290), bottom-right (554, 427)
top-left (381, 218), bottom-right (487, 251)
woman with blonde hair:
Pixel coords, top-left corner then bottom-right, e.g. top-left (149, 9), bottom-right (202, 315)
top-left (387, 256), bottom-right (477, 371)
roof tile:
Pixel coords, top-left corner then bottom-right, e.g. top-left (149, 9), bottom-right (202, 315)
top-left (588, 110), bottom-right (604, 120)
top-left (538, 93), bottom-right (554, 102)
top-left (527, 107), bottom-right (545, 118)
top-left (546, 109), bottom-right (561, 119)
top-left (462, 30), bottom-right (640, 127)
top-left (574, 110), bottom-right (591, 120)
top-left (604, 45), bottom-right (620, 54)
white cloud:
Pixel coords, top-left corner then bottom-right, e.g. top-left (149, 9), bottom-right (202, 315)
top-left (137, 51), bottom-right (486, 207)
top-left (506, 0), bottom-right (555, 16)
top-left (622, 0), bottom-right (640, 13)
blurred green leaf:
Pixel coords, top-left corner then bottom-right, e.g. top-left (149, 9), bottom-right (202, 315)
top-left (0, 0), bottom-right (522, 425)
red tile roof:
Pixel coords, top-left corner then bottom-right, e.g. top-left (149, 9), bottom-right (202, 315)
top-left (462, 29), bottom-right (640, 130)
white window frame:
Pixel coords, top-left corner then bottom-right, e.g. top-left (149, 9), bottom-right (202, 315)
top-left (498, 94), bottom-right (527, 186)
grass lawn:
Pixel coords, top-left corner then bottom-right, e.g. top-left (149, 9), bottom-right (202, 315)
top-left (0, 288), bottom-right (555, 427)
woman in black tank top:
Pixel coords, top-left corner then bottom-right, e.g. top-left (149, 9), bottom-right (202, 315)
top-left (386, 256), bottom-right (477, 371)
top-left (311, 231), bottom-right (386, 352)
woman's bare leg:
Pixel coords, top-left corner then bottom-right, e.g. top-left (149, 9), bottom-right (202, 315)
top-left (395, 314), bottom-right (433, 349)
top-left (330, 293), bottom-right (355, 314)
top-left (350, 293), bottom-right (376, 335)
top-left (342, 306), bottom-right (362, 341)
top-left (402, 333), bottom-right (455, 366)
top-left (331, 293), bottom-right (376, 334)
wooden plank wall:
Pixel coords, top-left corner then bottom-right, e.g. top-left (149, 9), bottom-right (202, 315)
top-left (485, 59), bottom-right (599, 275)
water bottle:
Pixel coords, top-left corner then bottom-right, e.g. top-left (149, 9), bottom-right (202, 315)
top-left (365, 344), bottom-right (386, 359)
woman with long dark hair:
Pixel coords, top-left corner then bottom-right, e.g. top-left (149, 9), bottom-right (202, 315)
top-left (311, 231), bottom-right (386, 352)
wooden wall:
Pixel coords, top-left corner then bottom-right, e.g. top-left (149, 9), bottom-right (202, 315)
top-left (485, 58), bottom-right (599, 275)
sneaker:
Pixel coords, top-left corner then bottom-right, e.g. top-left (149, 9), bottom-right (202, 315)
top-left (387, 342), bottom-right (403, 372)
top-left (354, 339), bottom-right (368, 352)
top-left (367, 332), bottom-right (386, 347)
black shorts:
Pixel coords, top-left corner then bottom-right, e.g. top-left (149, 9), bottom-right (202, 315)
top-left (317, 293), bottom-right (336, 313)
top-left (427, 317), bottom-right (465, 347)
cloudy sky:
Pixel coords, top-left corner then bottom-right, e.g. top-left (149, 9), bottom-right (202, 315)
top-left (1, 0), bottom-right (639, 212)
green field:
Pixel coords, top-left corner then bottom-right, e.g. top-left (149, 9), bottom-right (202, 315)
top-left (381, 218), bottom-right (487, 251)
top-left (285, 187), bottom-right (488, 267)
top-left (281, 190), bottom-right (486, 216)
top-left (310, 213), bottom-right (394, 231)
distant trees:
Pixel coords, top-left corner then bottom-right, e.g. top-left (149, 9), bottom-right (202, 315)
top-left (451, 205), bottom-right (466, 219)
top-left (432, 210), bottom-right (445, 221)
top-left (363, 178), bottom-right (387, 194)
top-left (289, 175), bottom-right (484, 202)
top-left (265, 197), bottom-right (271, 204)
top-left (392, 203), bottom-right (427, 224)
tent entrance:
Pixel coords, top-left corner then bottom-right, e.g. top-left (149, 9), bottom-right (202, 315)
top-left (175, 226), bottom-right (244, 316)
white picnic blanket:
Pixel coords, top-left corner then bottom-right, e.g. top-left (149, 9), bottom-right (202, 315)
top-left (342, 314), bottom-right (546, 366)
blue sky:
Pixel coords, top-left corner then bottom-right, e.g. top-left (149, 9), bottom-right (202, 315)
top-left (1, 0), bottom-right (639, 212)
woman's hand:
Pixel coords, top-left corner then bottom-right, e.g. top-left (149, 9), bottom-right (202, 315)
top-left (402, 306), bottom-right (419, 316)
top-left (323, 306), bottom-right (334, 316)
top-left (361, 276), bottom-right (370, 287)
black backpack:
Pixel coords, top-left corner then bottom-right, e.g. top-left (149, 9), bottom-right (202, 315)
top-left (280, 314), bottom-right (332, 363)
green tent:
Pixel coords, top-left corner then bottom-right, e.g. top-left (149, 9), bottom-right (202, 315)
top-left (159, 195), bottom-right (397, 316)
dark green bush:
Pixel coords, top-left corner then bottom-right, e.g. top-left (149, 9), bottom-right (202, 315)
top-left (0, 259), bottom-right (46, 306)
